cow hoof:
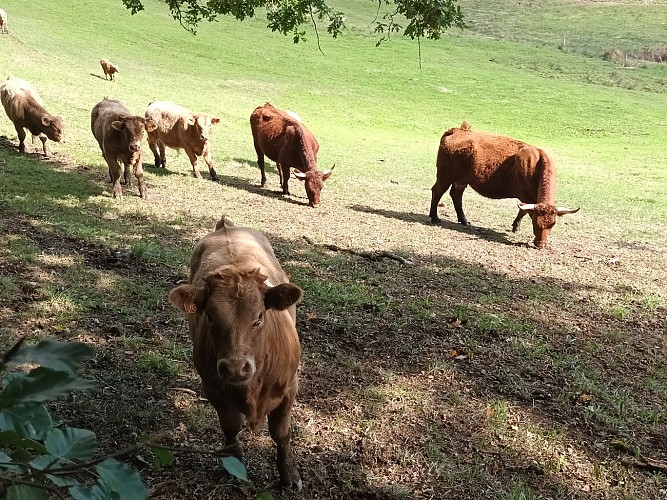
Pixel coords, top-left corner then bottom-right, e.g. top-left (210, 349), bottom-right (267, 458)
top-left (18, 144), bottom-right (25, 153)
top-left (281, 475), bottom-right (303, 492)
top-left (430, 216), bottom-right (441, 224)
top-left (153, 159), bottom-right (161, 168)
top-left (194, 171), bottom-right (203, 179)
top-left (459, 220), bottom-right (471, 226)
top-left (210, 171), bottom-right (219, 182)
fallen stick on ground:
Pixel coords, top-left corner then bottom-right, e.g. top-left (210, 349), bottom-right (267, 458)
top-left (302, 235), bottom-right (415, 265)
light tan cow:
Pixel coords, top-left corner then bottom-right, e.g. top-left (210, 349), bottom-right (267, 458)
top-left (99, 59), bottom-right (119, 80)
top-left (145, 100), bottom-right (220, 181)
top-left (0, 77), bottom-right (63, 155)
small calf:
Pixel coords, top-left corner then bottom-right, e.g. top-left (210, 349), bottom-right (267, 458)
top-left (100, 59), bottom-right (119, 81)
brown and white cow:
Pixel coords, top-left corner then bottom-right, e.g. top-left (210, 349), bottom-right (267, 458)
top-left (169, 216), bottom-right (303, 490)
top-left (250, 102), bottom-right (334, 208)
top-left (99, 59), bottom-right (119, 81)
top-left (429, 122), bottom-right (579, 248)
top-left (0, 9), bottom-right (8, 34)
top-left (0, 77), bottom-right (64, 155)
top-left (91, 98), bottom-right (156, 200)
top-left (145, 101), bottom-right (220, 181)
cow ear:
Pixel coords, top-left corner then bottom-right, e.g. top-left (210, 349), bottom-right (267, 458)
top-left (264, 283), bottom-right (303, 311)
top-left (211, 117), bottom-right (220, 125)
top-left (111, 120), bottom-right (124, 131)
top-left (144, 118), bottom-right (157, 132)
top-left (169, 284), bottom-right (206, 315)
top-left (187, 115), bottom-right (196, 126)
top-left (41, 116), bottom-right (51, 127)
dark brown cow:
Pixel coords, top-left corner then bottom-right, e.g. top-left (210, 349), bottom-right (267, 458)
top-left (429, 122), bottom-right (579, 248)
top-left (0, 77), bottom-right (64, 155)
top-left (91, 98), bottom-right (156, 200)
top-left (250, 102), bottom-right (334, 207)
top-left (169, 216), bottom-right (303, 490)
top-left (145, 100), bottom-right (220, 181)
top-left (100, 59), bottom-right (119, 81)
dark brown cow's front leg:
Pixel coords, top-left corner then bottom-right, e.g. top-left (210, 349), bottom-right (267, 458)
top-left (256, 148), bottom-right (267, 187)
top-left (268, 398), bottom-right (302, 491)
top-left (450, 183), bottom-right (470, 225)
top-left (512, 209), bottom-right (528, 232)
top-left (105, 156), bottom-right (124, 200)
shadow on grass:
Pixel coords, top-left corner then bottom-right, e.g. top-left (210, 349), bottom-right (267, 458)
top-left (215, 172), bottom-right (311, 207)
top-left (0, 147), bottom-right (665, 499)
top-left (350, 203), bottom-right (514, 245)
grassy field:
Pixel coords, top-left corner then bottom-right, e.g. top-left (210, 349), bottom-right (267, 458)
top-left (0, 0), bottom-right (666, 498)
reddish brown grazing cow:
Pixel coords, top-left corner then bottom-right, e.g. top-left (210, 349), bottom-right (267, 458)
top-left (0, 9), bottom-right (8, 34)
top-left (169, 216), bottom-right (303, 490)
top-left (250, 102), bottom-right (334, 208)
top-left (0, 77), bottom-right (64, 155)
top-left (100, 59), bottom-right (119, 80)
top-left (91, 98), bottom-right (157, 200)
top-left (145, 101), bottom-right (221, 181)
top-left (430, 122), bottom-right (579, 248)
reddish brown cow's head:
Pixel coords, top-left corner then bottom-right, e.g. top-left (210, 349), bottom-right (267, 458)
top-left (169, 268), bottom-right (302, 385)
top-left (42, 115), bottom-right (64, 143)
top-left (111, 116), bottom-right (157, 153)
top-left (518, 203), bottom-right (580, 248)
top-left (181, 114), bottom-right (220, 153)
top-left (293, 164), bottom-right (334, 208)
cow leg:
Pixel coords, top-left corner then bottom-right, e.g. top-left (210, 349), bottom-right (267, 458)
top-left (106, 158), bottom-right (124, 200)
top-left (268, 399), bottom-right (302, 491)
top-left (255, 145), bottom-right (267, 187)
top-left (206, 389), bottom-right (244, 459)
top-left (148, 135), bottom-right (161, 168)
top-left (202, 142), bottom-right (218, 182)
top-left (450, 183), bottom-right (470, 225)
top-left (185, 149), bottom-right (202, 179)
top-left (132, 157), bottom-right (148, 199)
top-left (512, 209), bottom-right (528, 232)
top-left (429, 180), bottom-right (451, 223)
top-left (279, 164), bottom-right (291, 195)
top-left (123, 163), bottom-right (131, 186)
top-left (14, 124), bottom-right (26, 153)
top-left (38, 134), bottom-right (49, 156)
top-left (158, 143), bottom-right (166, 168)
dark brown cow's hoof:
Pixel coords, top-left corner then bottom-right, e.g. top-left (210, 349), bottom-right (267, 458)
top-left (210, 170), bottom-right (219, 182)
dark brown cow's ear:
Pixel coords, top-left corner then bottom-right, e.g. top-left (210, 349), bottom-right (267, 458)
top-left (169, 284), bottom-right (206, 314)
top-left (111, 120), bottom-right (124, 131)
top-left (265, 283), bottom-right (303, 311)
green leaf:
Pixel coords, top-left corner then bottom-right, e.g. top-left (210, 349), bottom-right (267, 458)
top-left (0, 404), bottom-right (53, 439)
top-left (95, 458), bottom-right (148, 499)
top-left (46, 473), bottom-right (79, 487)
top-left (70, 479), bottom-right (116, 500)
top-left (5, 484), bottom-right (48, 500)
top-left (0, 430), bottom-right (48, 454)
top-left (257, 492), bottom-right (275, 500)
top-left (30, 454), bottom-right (67, 470)
top-left (45, 427), bottom-right (98, 460)
top-left (221, 456), bottom-right (248, 481)
top-left (10, 340), bottom-right (94, 372)
top-left (0, 450), bottom-right (24, 473)
top-left (0, 367), bottom-right (96, 408)
top-left (149, 445), bottom-right (174, 467)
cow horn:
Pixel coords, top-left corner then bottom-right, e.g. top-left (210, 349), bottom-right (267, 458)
top-left (556, 206), bottom-right (580, 215)
top-left (292, 169), bottom-right (306, 180)
top-left (517, 203), bottom-right (536, 211)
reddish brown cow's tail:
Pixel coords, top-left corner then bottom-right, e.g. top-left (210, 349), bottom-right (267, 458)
top-left (215, 215), bottom-right (234, 231)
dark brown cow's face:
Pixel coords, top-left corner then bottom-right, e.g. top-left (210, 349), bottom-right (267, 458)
top-left (293, 166), bottom-right (334, 208)
top-left (169, 268), bottom-right (303, 385)
top-left (111, 117), bottom-right (156, 153)
top-left (42, 115), bottom-right (64, 143)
